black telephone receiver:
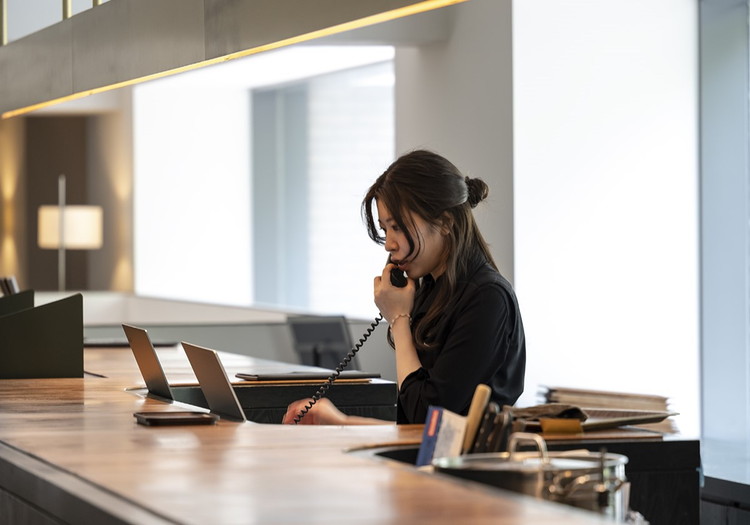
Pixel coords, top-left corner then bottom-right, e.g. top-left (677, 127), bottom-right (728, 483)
top-left (291, 262), bottom-right (407, 423)
top-left (390, 267), bottom-right (408, 288)
top-left (388, 255), bottom-right (408, 288)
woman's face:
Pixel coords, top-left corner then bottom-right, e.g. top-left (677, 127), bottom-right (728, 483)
top-left (377, 199), bottom-right (447, 280)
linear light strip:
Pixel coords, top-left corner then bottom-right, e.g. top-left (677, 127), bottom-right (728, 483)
top-left (1, 0), bottom-right (467, 119)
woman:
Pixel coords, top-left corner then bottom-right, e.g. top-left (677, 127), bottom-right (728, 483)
top-left (283, 150), bottom-right (525, 425)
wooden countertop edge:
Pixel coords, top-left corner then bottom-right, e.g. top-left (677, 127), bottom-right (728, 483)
top-left (0, 440), bottom-right (174, 525)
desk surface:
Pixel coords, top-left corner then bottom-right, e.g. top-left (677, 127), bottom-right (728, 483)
top-left (0, 347), bottom-right (637, 524)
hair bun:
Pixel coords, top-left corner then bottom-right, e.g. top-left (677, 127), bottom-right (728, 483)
top-left (465, 176), bottom-right (489, 208)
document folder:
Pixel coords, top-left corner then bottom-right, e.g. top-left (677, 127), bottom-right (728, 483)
top-left (0, 293), bottom-right (84, 379)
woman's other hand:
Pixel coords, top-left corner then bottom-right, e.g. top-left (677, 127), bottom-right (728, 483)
top-left (282, 397), bottom-right (348, 425)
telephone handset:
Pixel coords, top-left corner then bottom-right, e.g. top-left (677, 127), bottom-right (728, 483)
top-left (389, 266), bottom-right (408, 288)
top-left (387, 255), bottom-right (408, 288)
top-left (291, 265), bottom-right (407, 424)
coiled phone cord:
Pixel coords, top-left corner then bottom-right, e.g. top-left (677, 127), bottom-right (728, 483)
top-left (292, 314), bottom-right (383, 424)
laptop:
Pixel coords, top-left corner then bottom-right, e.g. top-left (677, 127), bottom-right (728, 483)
top-left (181, 342), bottom-right (247, 422)
top-left (122, 324), bottom-right (174, 401)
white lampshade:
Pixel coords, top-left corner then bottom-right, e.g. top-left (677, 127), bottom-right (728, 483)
top-left (38, 205), bottom-right (103, 250)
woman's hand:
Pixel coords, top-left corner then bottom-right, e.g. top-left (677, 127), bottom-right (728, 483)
top-left (281, 398), bottom-right (348, 425)
top-left (374, 263), bottom-right (415, 322)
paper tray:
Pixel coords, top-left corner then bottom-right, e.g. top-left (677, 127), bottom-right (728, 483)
top-left (531, 409), bottom-right (677, 433)
top-left (580, 409), bottom-right (676, 430)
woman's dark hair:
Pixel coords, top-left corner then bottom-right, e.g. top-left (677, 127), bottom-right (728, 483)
top-left (362, 149), bottom-right (496, 350)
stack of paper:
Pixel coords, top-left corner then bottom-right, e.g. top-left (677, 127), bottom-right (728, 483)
top-left (540, 386), bottom-right (678, 433)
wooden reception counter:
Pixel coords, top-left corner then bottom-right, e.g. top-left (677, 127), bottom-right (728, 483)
top-left (0, 347), bottom-right (682, 524)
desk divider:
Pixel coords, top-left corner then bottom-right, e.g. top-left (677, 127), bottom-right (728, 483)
top-left (0, 293), bottom-right (83, 379)
top-left (0, 289), bottom-right (34, 317)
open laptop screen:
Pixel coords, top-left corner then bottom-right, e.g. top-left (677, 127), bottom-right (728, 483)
top-left (181, 342), bottom-right (246, 422)
top-left (122, 324), bottom-right (173, 401)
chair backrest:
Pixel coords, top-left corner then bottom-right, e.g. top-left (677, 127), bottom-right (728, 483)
top-left (287, 315), bottom-right (359, 370)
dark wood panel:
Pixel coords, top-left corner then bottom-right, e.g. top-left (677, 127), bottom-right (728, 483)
top-left (171, 380), bottom-right (398, 423)
top-left (702, 476), bottom-right (750, 525)
top-left (548, 439), bottom-right (701, 525)
top-left (626, 470), bottom-right (699, 525)
top-left (24, 116), bottom-right (90, 291)
top-left (0, 488), bottom-right (63, 525)
top-left (701, 500), bottom-right (750, 525)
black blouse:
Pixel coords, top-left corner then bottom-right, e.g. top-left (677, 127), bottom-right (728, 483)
top-left (396, 253), bottom-right (526, 424)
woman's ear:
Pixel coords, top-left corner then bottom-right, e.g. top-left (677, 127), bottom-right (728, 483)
top-left (439, 212), bottom-right (453, 236)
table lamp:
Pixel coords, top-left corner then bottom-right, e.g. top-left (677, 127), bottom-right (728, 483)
top-left (37, 174), bottom-right (103, 291)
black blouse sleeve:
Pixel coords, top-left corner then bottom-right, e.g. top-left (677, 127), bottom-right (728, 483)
top-left (397, 279), bottom-right (525, 424)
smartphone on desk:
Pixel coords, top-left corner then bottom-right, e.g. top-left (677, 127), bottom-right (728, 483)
top-left (134, 411), bottom-right (218, 426)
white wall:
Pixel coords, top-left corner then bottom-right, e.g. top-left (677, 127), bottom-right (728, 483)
top-left (395, 0), bottom-right (515, 280)
top-left (306, 63), bottom-right (395, 319)
top-left (513, 0), bottom-right (700, 435)
top-left (87, 89), bottom-right (134, 292)
top-left (390, 0), bottom-right (700, 437)
top-left (133, 83), bottom-right (253, 306)
top-left (131, 47), bottom-right (395, 310)
top-left (700, 0), bottom-right (750, 444)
